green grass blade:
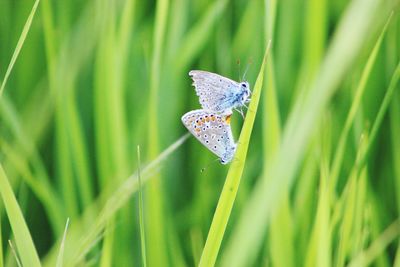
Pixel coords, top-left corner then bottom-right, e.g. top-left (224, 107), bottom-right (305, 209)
top-left (329, 13), bottom-right (393, 191)
top-left (8, 240), bottom-right (23, 267)
top-left (137, 146), bottom-right (147, 267)
top-left (146, 0), bottom-right (170, 265)
top-left (391, 92), bottom-right (400, 267)
top-left (347, 219), bottom-right (400, 267)
top-left (0, 139), bottom-right (65, 234)
top-left (306, 117), bottom-right (333, 267)
top-left (100, 220), bottom-right (115, 267)
top-left (263, 0), bottom-right (280, 162)
top-left (198, 41), bottom-right (271, 267)
top-left (0, 0), bottom-right (40, 97)
top-left (0, 213), bottom-right (3, 267)
top-left (175, 0), bottom-right (228, 72)
top-left (305, 174), bottom-right (332, 267)
top-left (355, 61), bottom-right (400, 170)
top-left (395, 246), bottom-right (400, 267)
top-left (65, 99), bottom-right (94, 208)
top-left (56, 218), bottom-right (70, 267)
top-left (0, 165), bottom-right (41, 267)
top-left (42, 134), bottom-right (189, 266)
top-left (263, 2), bottom-right (294, 265)
top-left (220, 0), bottom-right (388, 265)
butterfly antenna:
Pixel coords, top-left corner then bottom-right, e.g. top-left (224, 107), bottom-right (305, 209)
top-left (200, 158), bottom-right (220, 173)
top-left (242, 59), bottom-right (253, 81)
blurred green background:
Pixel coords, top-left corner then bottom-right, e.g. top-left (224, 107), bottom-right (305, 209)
top-left (0, 0), bottom-right (400, 266)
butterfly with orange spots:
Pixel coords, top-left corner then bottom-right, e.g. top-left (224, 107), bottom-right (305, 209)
top-left (181, 109), bottom-right (236, 164)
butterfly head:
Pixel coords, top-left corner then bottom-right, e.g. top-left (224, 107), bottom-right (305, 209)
top-left (240, 81), bottom-right (251, 103)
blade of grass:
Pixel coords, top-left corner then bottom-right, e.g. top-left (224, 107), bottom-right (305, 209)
top-left (198, 41), bottom-right (271, 267)
top-left (305, 115), bottom-right (332, 267)
top-left (175, 0), bottom-right (228, 72)
top-left (56, 218), bottom-right (70, 267)
top-left (99, 221), bottom-right (114, 267)
top-left (329, 13), bottom-right (393, 192)
top-left (165, 219), bottom-right (187, 267)
top-left (0, 214), bottom-right (3, 267)
top-left (355, 61), bottom-right (400, 170)
top-left (146, 0), bottom-right (170, 265)
top-left (347, 219), bottom-right (400, 267)
top-left (137, 146), bottom-right (147, 267)
top-left (263, 1), bottom-right (294, 265)
top-left (220, 0), bottom-right (388, 265)
top-left (263, 0), bottom-right (280, 162)
top-left (305, 170), bottom-right (332, 267)
top-left (43, 133), bottom-right (189, 266)
top-left (391, 92), bottom-right (400, 267)
top-left (8, 240), bottom-right (22, 267)
top-left (292, 146), bottom-right (319, 264)
top-left (395, 247), bottom-right (400, 267)
top-left (0, 0), bottom-right (40, 97)
top-left (303, 0), bottom-right (326, 75)
top-left (334, 131), bottom-right (370, 267)
top-left (0, 165), bottom-right (41, 267)
top-left (0, 139), bottom-right (65, 234)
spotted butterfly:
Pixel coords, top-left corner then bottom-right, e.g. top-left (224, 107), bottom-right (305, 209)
top-left (181, 109), bottom-right (236, 164)
top-left (189, 70), bottom-right (251, 115)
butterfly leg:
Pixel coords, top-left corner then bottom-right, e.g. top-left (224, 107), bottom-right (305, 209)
top-left (235, 108), bottom-right (245, 119)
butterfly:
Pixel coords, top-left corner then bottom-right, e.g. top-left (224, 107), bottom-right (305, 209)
top-left (181, 109), bottom-right (236, 164)
top-left (189, 70), bottom-right (251, 116)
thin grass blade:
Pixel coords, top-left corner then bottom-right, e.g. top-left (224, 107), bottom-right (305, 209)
top-left (347, 219), bottom-right (400, 267)
top-left (56, 218), bottom-right (70, 267)
top-left (0, 214), bottom-right (3, 267)
top-left (43, 134), bottom-right (189, 266)
top-left (329, 13), bottom-right (393, 191)
top-left (137, 146), bottom-right (147, 267)
top-left (8, 240), bottom-right (23, 267)
top-left (0, 0), bottom-right (40, 97)
top-left (146, 0), bottom-right (170, 265)
top-left (0, 165), bottom-right (41, 267)
top-left (220, 0), bottom-right (388, 265)
top-left (355, 61), bottom-right (400, 170)
top-left (198, 41), bottom-right (271, 267)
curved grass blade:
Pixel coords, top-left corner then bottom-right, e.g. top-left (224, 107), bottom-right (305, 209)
top-left (0, 214), bottom-right (3, 267)
top-left (0, 165), bottom-right (41, 267)
top-left (175, 0), bottom-right (228, 71)
top-left (198, 41), bottom-right (271, 267)
top-left (0, 0), bottom-right (40, 97)
top-left (8, 240), bottom-right (22, 267)
top-left (137, 146), bottom-right (147, 267)
top-left (55, 218), bottom-right (70, 267)
top-left (355, 61), bottom-right (400, 170)
top-left (146, 0), bottom-right (170, 266)
top-left (43, 133), bottom-right (190, 266)
top-left (347, 219), bottom-right (400, 267)
top-left (220, 0), bottom-right (389, 266)
top-left (329, 12), bottom-right (393, 191)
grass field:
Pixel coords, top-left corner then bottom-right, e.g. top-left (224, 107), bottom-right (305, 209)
top-left (0, 0), bottom-right (400, 266)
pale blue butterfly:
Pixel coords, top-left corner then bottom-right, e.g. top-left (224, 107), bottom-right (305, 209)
top-left (181, 109), bottom-right (236, 164)
top-left (189, 70), bottom-right (251, 116)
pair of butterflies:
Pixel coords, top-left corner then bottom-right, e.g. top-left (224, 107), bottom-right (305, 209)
top-left (181, 70), bottom-right (251, 164)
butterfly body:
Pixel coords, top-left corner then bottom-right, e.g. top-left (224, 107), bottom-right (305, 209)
top-left (189, 70), bottom-right (250, 114)
top-left (181, 109), bottom-right (236, 164)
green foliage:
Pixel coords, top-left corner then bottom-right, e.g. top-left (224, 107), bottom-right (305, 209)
top-left (0, 0), bottom-right (399, 266)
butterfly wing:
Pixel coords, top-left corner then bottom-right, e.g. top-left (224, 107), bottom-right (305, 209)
top-left (182, 109), bottom-right (236, 162)
top-left (189, 70), bottom-right (241, 113)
